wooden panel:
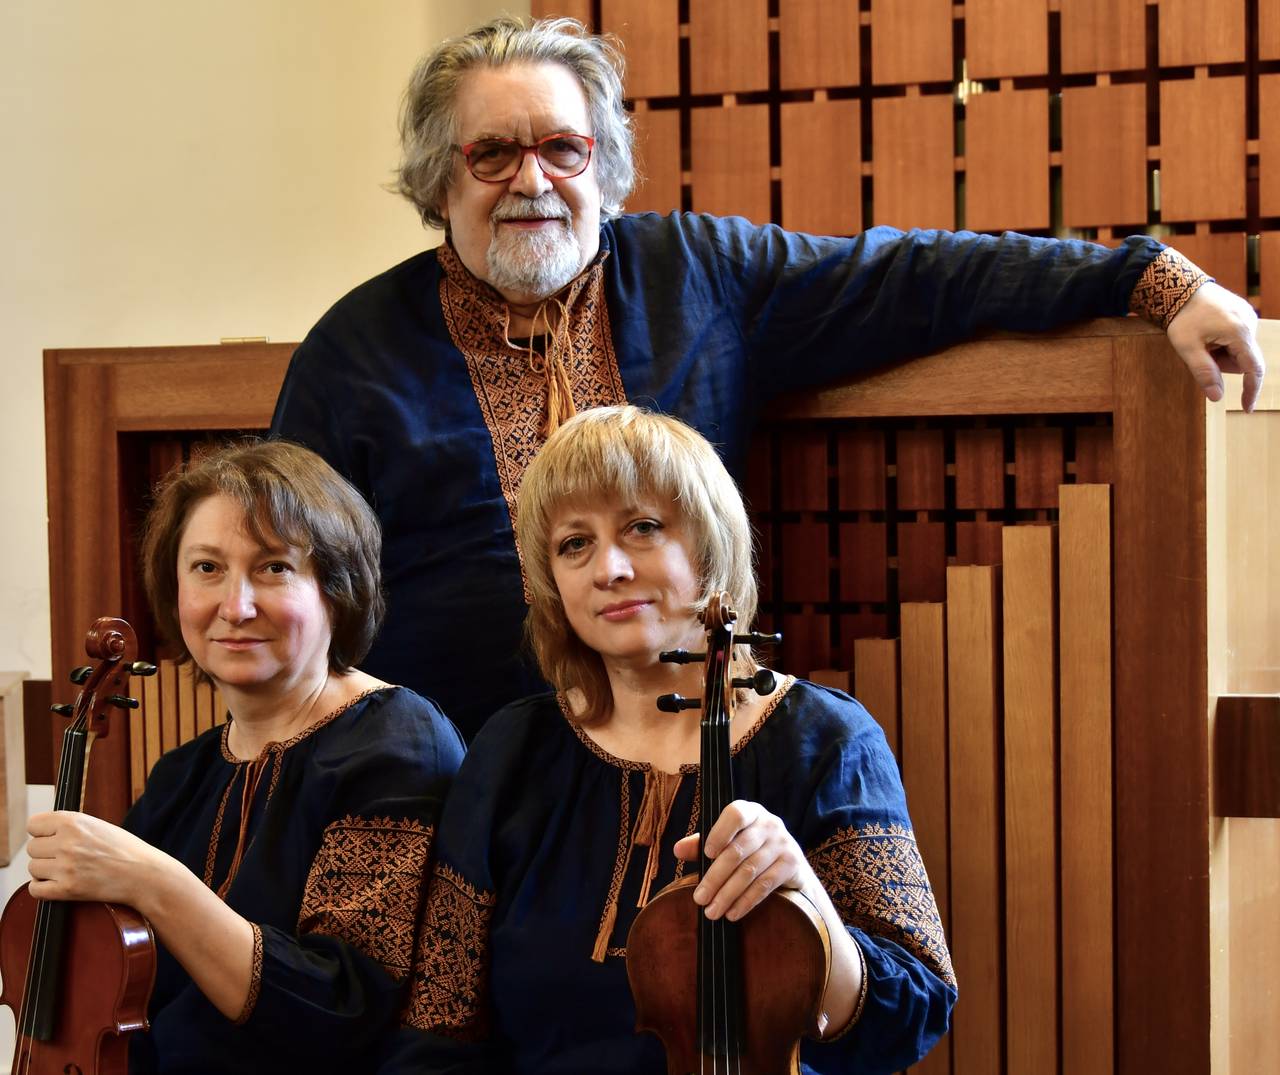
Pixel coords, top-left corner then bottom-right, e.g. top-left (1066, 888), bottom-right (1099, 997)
top-left (128, 673), bottom-right (146, 802)
top-left (1214, 696), bottom-right (1280, 816)
top-left (899, 603), bottom-right (951, 1072)
top-left (1014, 426), bottom-right (1063, 509)
top-left (1226, 819), bottom-right (1280, 1074)
top-left (780, 100), bottom-right (861, 236)
top-left (1164, 233), bottom-right (1248, 305)
top-left (1074, 425), bottom-right (1113, 484)
top-left (1002, 524), bottom-right (1058, 1075)
top-left (782, 611), bottom-right (831, 673)
top-left (628, 107), bottom-right (682, 216)
top-left (690, 105), bottom-right (771, 223)
top-left (897, 520), bottom-right (946, 602)
top-left (1059, 0), bottom-right (1145, 74)
top-left (1159, 0), bottom-right (1245, 66)
top-left (532, 0), bottom-right (592, 27)
top-left (0, 674), bottom-right (26, 865)
top-left (836, 429), bottom-right (886, 509)
top-left (896, 430), bottom-right (945, 509)
top-left (1112, 332), bottom-right (1208, 1075)
top-left (838, 522), bottom-right (888, 601)
top-left (177, 660), bottom-right (196, 747)
top-left (870, 0), bottom-right (952, 85)
top-left (1225, 407), bottom-right (1280, 691)
top-left (159, 659), bottom-right (178, 754)
top-left (142, 667), bottom-right (161, 781)
top-left (965, 89), bottom-right (1050, 233)
top-left (689, 0), bottom-right (769, 94)
top-left (779, 428), bottom-right (828, 510)
top-left (1062, 84), bottom-right (1147, 229)
top-left (1265, 0), bottom-right (1280, 60)
top-left (872, 94), bottom-right (954, 229)
top-left (1263, 234), bottom-right (1280, 318)
top-left (965, 0), bottom-right (1049, 79)
top-left (781, 520), bottom-right (829, 603)
top-left (955, 428), bottom-right (1004, 509)
top-left (779, 0), bottom-right (859, 89)
top-left (1260, 76), bottom-right (1280, 218)
top-left (601, 0), bottom-right (678, 98)
top-left (1058, 484), bottom-right (1114, 1075)
top-left (853, 637), bottom-right (900, 761)
top-left (945, 566), bottom-right (1002, 1075)
top-left (956, 520), bottom-right (1003, 565)
top-left (1159, 77), bottom-right (1246, 223)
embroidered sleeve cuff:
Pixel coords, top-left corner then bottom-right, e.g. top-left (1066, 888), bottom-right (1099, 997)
top-left (233, 922), bottom-right (264, 1025)
top-left (1128, 247), bottom-right (1212, 329)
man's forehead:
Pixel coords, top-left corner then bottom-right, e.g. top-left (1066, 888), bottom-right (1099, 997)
top-left (454, 62), bottom-right (590, 139)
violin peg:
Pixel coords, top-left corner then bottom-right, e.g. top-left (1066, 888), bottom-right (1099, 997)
top-left (69, 665), bottom-right (94, 684)
top-left (659, 649), bottom-right (706, 665)
top-left (50, 703), bottom-right (74, 717)
top-left (129, 661), bottom-right (158, 677)
top-left (108, 694), bottom-right (140, 710)
top-left (731, 669), bottom-right (776, 695)
top-left (656, 693), bottom-right (701, 713)
top-left (734, 631), bottom-right (782, 648)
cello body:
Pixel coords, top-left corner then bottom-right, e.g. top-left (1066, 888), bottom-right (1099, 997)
top-left (0, 888), bottom-right (155, 1075)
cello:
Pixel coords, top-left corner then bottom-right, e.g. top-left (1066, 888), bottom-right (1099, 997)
top-left (626, 594), bottom-right (833, 1074)
top-left (0, 617), bottom-right (157, 1075)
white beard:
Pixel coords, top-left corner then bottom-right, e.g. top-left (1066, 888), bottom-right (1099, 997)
top-left (485, 194), bottom-right (584, 300)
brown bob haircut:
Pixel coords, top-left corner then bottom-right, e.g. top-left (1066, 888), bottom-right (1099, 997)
top-left (141, 439), bottom-right (384, 677)
top-left (517, 406), bottom-right (758, 723)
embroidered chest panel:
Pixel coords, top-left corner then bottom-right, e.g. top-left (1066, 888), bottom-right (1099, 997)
top-left (437, 244), bottom-right (628, 533)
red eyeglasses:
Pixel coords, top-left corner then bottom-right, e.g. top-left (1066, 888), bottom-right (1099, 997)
top-left (458, 132), bottom-right (595, 183)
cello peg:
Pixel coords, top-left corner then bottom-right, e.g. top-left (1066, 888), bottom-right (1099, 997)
top-left (656, 693), bottom-right (701, 713)
top-left (731, 668), bottom-right (777, 696)
top-left (50, 703), bottom-right (74, 717)
top-left (129, 661), bottom-right (158, 677)
top-left (108, 695), bottom-right (140, 710)
top-left (734, 632), bottom-right (782, 648)
top-left (69, 665), bottom-right (94, 684)
top-left (659, 649), bottom-right (706, 665)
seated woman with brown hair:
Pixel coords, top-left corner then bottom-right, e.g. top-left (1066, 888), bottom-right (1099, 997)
top-left (395, 406), bottom-right (955, 1074)
top-left (24, 440), bottom-right (465, 1074)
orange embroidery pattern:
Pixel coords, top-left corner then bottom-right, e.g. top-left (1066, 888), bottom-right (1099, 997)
top-left (405, 863), bottom-right (497, 1039)
top-left (297, 815), bottom-right (435, 982)
top-left (808, 822), bottom-right (957, 990)
top-left (437, 243), bottom-right (627, 535)
top-left (1128, 247), bottom-right (1211, 329)
top-left (234, 923), bottom-right (264, 1025)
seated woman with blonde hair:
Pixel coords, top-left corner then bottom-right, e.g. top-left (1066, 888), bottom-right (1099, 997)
top-left (24, 440), bottom-right (464, 1074)
top-left (395, 406), bottom-right (955, 1073)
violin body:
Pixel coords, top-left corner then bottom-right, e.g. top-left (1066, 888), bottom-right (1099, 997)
top-left (628, 875), bottom-right (831, 1075)
top-left (0, 886), bottom-right (155, 1075)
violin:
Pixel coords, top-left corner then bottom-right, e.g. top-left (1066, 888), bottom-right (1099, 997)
top-left (0, 617), bottom-right (158, 1075)
top-left (626, 594), bottom-right (832, 1074)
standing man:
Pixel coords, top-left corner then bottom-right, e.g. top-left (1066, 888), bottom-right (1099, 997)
top-left (272, 16), bottom-right (1264, 741)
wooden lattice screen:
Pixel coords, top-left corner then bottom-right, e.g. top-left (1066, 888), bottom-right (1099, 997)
top-left (535, 0), bottom-right (1280, 314)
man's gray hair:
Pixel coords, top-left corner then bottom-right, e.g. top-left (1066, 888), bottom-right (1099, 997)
top-left (395, 16), bottom-right (635, 230)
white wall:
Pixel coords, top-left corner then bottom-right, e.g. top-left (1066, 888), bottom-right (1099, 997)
top-left (0, 1), bottom-right (524, 681)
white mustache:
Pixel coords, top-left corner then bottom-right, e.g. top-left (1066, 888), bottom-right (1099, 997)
top-left (490, 194), bottom-right (572, 223)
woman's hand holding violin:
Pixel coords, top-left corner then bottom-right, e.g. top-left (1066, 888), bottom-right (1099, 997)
top-left (675, 799), bottom-right (819, 923)
top-left (675, 799), bottom-right (865, 1038)
top-left (26, 811), bottom-right (168, 908)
